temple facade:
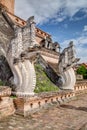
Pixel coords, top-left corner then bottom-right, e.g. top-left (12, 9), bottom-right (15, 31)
top-left (0, 0), bottom-right (78, 95)
top-left (0, 0), bottom-right (60, 51)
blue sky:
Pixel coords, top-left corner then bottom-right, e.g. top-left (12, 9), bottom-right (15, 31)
top-left (15, 0), bottom-right (87, 63)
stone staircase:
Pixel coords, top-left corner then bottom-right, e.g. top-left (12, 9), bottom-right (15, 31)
top-left (37, 55), bottom-right (60, 87)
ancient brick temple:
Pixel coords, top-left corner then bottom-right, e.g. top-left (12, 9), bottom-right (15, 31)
top-left (0, 0), bottom-right (78, 95)
top-left (0, 0), bottom-right (54, 46)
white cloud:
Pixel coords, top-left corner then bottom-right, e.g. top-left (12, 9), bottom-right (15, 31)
top-left (83, 25), bottom-right (87, 31)
top-left (15, 0), bottom-right (62, 24)
top-left (15, 0), bottom-right (87, 24)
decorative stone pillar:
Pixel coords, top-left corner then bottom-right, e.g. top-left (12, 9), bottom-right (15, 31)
top-left (27, 16), bottom-right (36, 47)
top-left (45, 38), bottom-right (48, 48)
top-left (58, 42), bottom-right (78, 90)
top-left (0, 11), bottom-right (37, 96)
top-left (55, 45), bottom-right (60, 53)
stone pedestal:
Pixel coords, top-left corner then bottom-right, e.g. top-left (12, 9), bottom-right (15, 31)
top-left (0, 87), bottom-right (15, 119)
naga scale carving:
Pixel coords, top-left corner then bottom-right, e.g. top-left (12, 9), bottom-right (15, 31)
top-left (58, 42), bottom-right (79, 90)
top-left (0, 10), bottom-right (36, 95)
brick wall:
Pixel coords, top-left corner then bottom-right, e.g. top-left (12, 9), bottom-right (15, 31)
top-left (0, 0), bottom-right (14, 14)
top-left (0, 97), bottom-right (15, 119)
top-left (0, 81), bottom-right (87, 118)
top-left (75, 81), bottom-right (87, 95)
top-left (0, 87), bottom-right (15, 119)
top-left (13, 81), bottom-right (87, 117)
top-left (13, 91), bottom-right (75, 116)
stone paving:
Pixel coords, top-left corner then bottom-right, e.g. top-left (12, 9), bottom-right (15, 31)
top-left (0, 94), bottom-right (87, 130)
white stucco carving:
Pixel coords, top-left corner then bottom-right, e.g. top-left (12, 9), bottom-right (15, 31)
top-left (0, 15), bottom-right (36, 95)
top-left (58, 41), bottom-right (78, 90)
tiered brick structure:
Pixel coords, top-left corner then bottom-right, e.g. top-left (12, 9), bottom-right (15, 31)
top-left (0, 0), bottom-right (79, 94)
top-left (0, 0), bottom-right (61, 95)
top-left (0, 0), bottom-right (87, 120)
top-left (0, 0), bottom-right (51, 45)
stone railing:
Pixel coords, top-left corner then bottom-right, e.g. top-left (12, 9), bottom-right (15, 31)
top-left (0, 81), bottom-right (87, 118)
top-left (13, 81), bottom-right (87, 116)
top-left (75, 81), bottom-right (87, 95)
top-left (13, 90), bottom-right (75, 116)
top-left (0, 87), bottom-right (15, 119)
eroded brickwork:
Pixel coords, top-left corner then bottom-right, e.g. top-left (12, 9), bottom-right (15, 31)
top-left (0, 87), bottom-right (15, 119)
top-left (0, 0), bottom-right (14, 14)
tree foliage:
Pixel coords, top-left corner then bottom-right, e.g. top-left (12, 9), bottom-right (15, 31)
top-left (77, 65), bottom-right (87, 79)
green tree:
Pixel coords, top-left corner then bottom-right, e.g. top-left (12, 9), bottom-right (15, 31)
top-left (77, 65), bottom-right (87, 79)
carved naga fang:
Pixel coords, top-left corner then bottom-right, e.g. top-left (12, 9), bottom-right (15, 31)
top-left (0, 10), bottom-right (36, 95)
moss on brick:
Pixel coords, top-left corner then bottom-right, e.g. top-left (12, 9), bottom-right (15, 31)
top-left (34, 64), bottom-right (59, 93)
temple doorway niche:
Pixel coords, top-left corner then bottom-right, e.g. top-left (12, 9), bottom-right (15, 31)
top-left (0, 55), bottom-right (13, 86)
